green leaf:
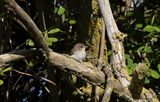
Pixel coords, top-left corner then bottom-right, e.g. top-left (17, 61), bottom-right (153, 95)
top-left (0, 72), bottom-right (4, 76)
top-left (136, 24), bottom-right (143, 28)
top-left (154, 26), bottom-right (160, 32)
top-left (72, 91), bottom-right (78, 95)
top-left (143, 25), bottom-right (155, 33)
top-left (69, 19), bottom-right (76, 25)
top-left (128, 63), bottom-right (137, 69)
top-left (137, 46), bottom-right (152, 53)
top-left (47, 37), bottom-right (58, 46)
top-left (3, 67), bottom-right (12, 73)
top-left (28, 39), bottom-right (34, 46)
top-left (143, 25), bottom-right (160, 33)
top-left (127, 58), bottom-right (133, 65)
top-left (126, 11), bottom-right (133, 17)
top-left (57, 6), bottom-right (65, 15)
top-left (0, 68), bottom-right (4, 76)
top-left (127, 68), bottom-right (133, 75)
top-left (143, 46), bottom-right (152, 53)
top-left (48, 28), bottom-right (61, 34)
top-left (125, 54), bottom-right (131, 59)
top-left (0, 80), bottom-right (4, 85)
top-left (28, 61), bottom-right (34, 67)
top-left (150, 69), bottom-right (160, 79)
top-left (137, 46), bottom-right (145, 52)
top-left (157, 64), bottom-right (160, 73)
top-left (144, 77), bottom-right (150, 84)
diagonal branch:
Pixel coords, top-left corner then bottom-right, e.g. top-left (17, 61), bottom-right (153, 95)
top-left (0, 49), bottom-right (158, 101)
top-left (49, 52), bottom-right (105, 84)
top-left (13, 69), bottom-right (56, 86)
top-left (3, 0), bottom-right (50, 56)
top-left (0, 49), bottom-right (105, 85)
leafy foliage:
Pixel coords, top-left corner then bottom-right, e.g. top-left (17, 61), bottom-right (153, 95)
top-left (114, 0), bottom-right (160, 86)
top-left (69, 19), bottom-right (77, 25)
top-left (0, 67), bottom-right (12, 85)
top-left (149, 69), bottom-right (160, 79)
top-left (0, 0), bottom-right (80, 101)
top-left (0, 67), bottom-right (12, 76)
top-left (47, 28), bottom-right (61, 34)
top-left (57, 6), bottom-right (65, 15)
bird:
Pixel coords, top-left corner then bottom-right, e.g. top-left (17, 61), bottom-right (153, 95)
top-left (70, 43), bottom-right (87, 62)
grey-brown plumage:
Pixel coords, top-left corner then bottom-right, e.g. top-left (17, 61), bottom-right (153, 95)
top-left (70, 43), bottom-right (87, 62)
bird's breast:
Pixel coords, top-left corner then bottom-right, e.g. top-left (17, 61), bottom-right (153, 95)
top-left (71, 50), bottom-right (86, 62)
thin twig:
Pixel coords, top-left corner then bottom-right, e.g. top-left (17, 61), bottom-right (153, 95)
top-left (40, 76), bottom-right (56, 86)
top-left (13, 69), bottom-right (56, 86)
top-left (12, 62), bottom-right (30, 90)
top-left (42, 11), bottom-right (46, 31)
top-left (15, 40), bottom-right (28, 50)
top-left (42, 11), bottom-right (48, 41)
top-left (13, 17), bottom-right (27, 31)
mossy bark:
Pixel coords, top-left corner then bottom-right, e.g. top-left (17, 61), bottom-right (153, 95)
top-left (72, 0), bottom-right (108, 66)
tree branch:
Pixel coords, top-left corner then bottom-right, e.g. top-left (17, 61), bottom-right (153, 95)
top-left (97, 0), bottom-right (130, 87)
top-left (3, 0), bottom-right (50, 56)
top-left (49, 52), bottom-right (105, 85)
top-left (0, 49), bottom-right (105, 84)
top-left (129, 63), bottom-right (148, 99)
top-left (0, 49), bottom-right (39, 63)
top-left (101, 65), bottom-right (114, 102)
top-left (0, 50), bottom-right (158, 101)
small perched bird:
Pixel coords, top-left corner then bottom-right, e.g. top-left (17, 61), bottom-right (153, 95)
top-left (70, 43), bottom-right (87, 62)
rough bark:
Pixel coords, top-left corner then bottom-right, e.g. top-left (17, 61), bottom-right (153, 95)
top-left (0, 49), bottom-right (39, 63)
top-left (70, 1), bottom-right (108, 101)
top-left (129, 63), bottom-right (148, 99)
top-left (101, 65), bottom-right (114, 102)
top-left (97, 0), bottom-right (130, 88)
top-left (0, 50), bottom-right (105, 84)
top-left (49, 52), bottom-right (105, 84)
top-left (70, 0), bottom-right (108, 66)
top-left (0, 49), bottom-right (158, 101)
